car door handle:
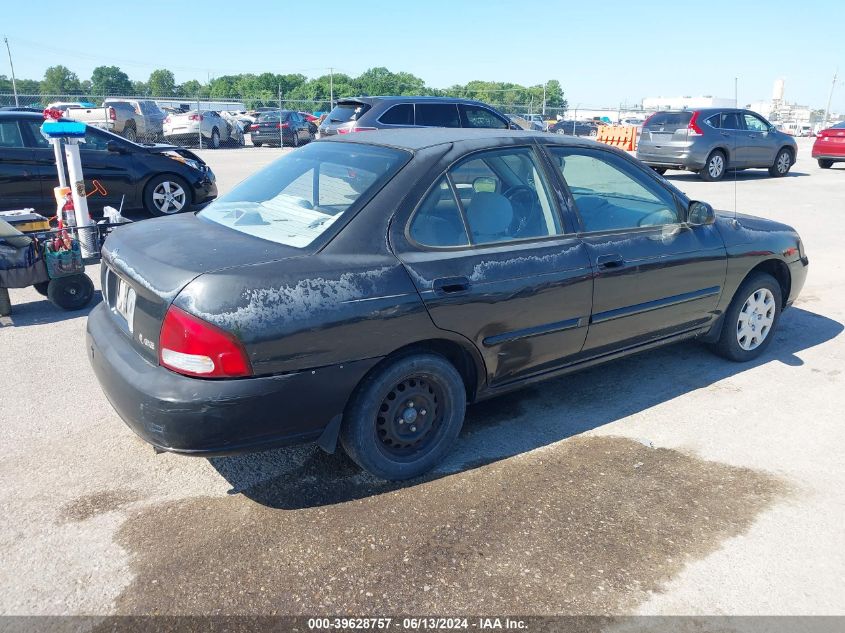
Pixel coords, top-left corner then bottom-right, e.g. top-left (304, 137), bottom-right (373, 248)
top-left (720, 132), bottom-right (731, 137)
top-left (596, 254), bottom-right (624, 269)
top-left (433, 276), bottom-right (471, 295)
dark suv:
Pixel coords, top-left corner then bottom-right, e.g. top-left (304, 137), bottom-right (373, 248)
top-left (636, 108), bottom-right (797, 181)
top-left (318, 96), bottom-right (516, 136)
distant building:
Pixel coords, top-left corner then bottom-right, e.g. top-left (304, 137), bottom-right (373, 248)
top-left (642, 96), bottom-right (736, 111)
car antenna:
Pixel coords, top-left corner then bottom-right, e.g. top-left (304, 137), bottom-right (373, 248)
top-left (732, 77), bottom-right (739, 228)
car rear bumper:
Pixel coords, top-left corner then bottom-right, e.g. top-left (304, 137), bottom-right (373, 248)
top-left (86, 302), bottom-right (380, 455)
top-left (250, 131), bottom-right (294, 143)
top-left (811, 140), bottom-right (845, 158)
top-left (636, 147), bottom-right (706, 169)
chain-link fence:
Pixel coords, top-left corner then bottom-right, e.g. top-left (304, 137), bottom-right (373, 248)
top-left (1, 91), bottom-right (655, 149)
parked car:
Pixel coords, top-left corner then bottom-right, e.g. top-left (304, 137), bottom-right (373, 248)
top-left (636, 109), bottom-right (798, 181)
top-left (45, 101), bottom-right (95, 112)
top-left (62, 102), bottom-right (140, 142)
top-left (318, 96), bottom-right (517, 136)
top-left (548, 120), bottom-right (599, 137)
top-left (297, 111), bottom-right (319, 135)
top-left (0, 112), bottom-right (217, 217)
top-left (520, 113), bottom-right (549, 131)
top-left (249, 110), bottom-right (313, 147)
top-left (163, 110), bottom-right (243, 148)
top-left (103, 98), bottom-right (167, 141)
top-left (87, 128), bottom-right (808, 480)
top-left (811, 121), bottom-right (845, 168)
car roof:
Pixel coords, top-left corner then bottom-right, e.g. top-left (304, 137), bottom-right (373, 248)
top-left (0, 111), bottom-right (43, 120)
top-left (335, 95), bottom-right (499, 107)
top-left (322, 127), bottom-right (596, 151)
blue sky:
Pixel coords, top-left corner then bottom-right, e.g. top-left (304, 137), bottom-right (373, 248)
top-left (2, 0), bottom-right (842, 111)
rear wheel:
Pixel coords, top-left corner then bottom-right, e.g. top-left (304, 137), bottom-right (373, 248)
top-left (123, 125), bottom-right (137, 143)
top-left (652, 167), bottom-right (667, 175)
top-left (340, 353), bottom-right (466, 480)
top-left (711, 272), bottom-right (782, 362)
top-left (47, 274), bottom-right (94, 311)
top-left (209, 128), bottom-right (220, 149)
top-left (253, 141), bottom-right (262, 147)
top-left (699, 150), bottom-right (726, 181)
top-left (769, 148), bottom-right (793, 177)
top-left (818, 158), bottom-right (833, 169)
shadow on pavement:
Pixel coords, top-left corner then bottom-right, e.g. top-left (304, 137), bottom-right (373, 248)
top-left (0, 290), bottom-right (101, 327)
top-left (665, 170), bottom-right (809, 182)
top-left (210, 306), bottom-right (842, 509)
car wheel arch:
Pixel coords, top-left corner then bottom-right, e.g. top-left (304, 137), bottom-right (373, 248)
top-left (745, 259), bottom-right (791, 308)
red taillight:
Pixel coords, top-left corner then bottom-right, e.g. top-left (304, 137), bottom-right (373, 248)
top-left (641, 112), bottom-right (656, 128)
top-left (688, 111), bottom-right (704, 136)
top-left (159, 306), bottom-right (251, 378)
top-left (337, 126), bottom-right (377, 134)
top-left (189, 114), bottom-right (203, 121)
top-left (108, 107), bottom-right (116, 121)
top-left (277, 122), bottom-right (289, 128)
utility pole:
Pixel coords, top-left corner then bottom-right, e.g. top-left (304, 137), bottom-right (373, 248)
top-left (542, 82), bottom-right (546, 116)
top-left (329, 67), bottom-right (334, 110)
top-left (823, 69), bottom-right (838, 127)
top-left (4, 37), bottom-right (19, 106)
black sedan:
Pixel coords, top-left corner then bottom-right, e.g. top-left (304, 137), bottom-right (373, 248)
top-left (549, 119), bottom-right (600, 137)
top-left (87, 129), bottom-right (808, 480)
top-left (249, 110), bottom-right (313, 147)
top-left (0, 111), bottom-right (217, 217)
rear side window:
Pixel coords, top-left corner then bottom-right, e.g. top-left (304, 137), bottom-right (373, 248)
top-left (409, 177), bottom-right (469, 247)
top-left (0, 121), bottom-right (24, 147)
top-left (643, 112), bottom-right (692, 131)
top-left (705, 115), bottom-right (721, 129)
top-left (415, 103), bottom-right (460, 128)
top-left (326, 102), bottom-right (371, 123)
top-left (720, 112), bottom-right (743, 130)
top-left (459, 105), bottom-right (508, 129)
top-left (379, 104), bottom-right (414, 125)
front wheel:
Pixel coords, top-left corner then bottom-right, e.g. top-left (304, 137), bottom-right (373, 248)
top-left (769, 148), bottom-right (793, 177)
top-left (340, 353), bottom-right (467, 480)
top-left (711, 272), bottom-right (782, 362)
top-left (699, 150), bottom-right (726, 181)
top-left (818, 158), bottom-right (833, 169)
top-left (144, 174), bottom-right (190, 216)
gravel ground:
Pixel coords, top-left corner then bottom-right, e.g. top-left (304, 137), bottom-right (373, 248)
top-left (1, 138), bottom-right (843, 617)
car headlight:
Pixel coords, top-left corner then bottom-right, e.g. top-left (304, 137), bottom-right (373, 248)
top-left (165, 152), bottom-right (202, 171)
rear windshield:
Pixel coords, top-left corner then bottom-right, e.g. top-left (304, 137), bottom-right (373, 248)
top-left (644, 112), bottom-right (693, 130)
top-left (258, 111), bottom-right (289, 122)
top-left (199, 142), bottom-right (409, 248)
top-left (832, 121), bottom-right (845, 129)
top-left (326, 102), bottom-right (371, 123)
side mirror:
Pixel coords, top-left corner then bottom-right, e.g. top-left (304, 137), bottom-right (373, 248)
top-left (106, 140), bottom-right (128, 154)
top-left (688, 200), bottom-right (715, 226)
top-left (472, 176), bottom-right (497, 194)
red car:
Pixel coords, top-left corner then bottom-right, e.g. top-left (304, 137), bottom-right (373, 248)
top-left (812, 121), bottom-right (845, 168)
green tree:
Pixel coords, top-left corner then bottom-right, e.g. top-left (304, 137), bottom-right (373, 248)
top-left (40, 65), bottom-right (81, 95)
top-left (352, 67), bottom-right (428, 96)
top-left (90, 65), bottom-right (132, 96)
top-left (177, 79), bottom-right (207, 98)
top-left (148, 69), bottom-right (176, 96)
top-left (131, 80), bottom-right (147, 95)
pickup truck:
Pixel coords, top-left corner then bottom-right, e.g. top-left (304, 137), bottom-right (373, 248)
top-left (63, 100), bottom-right (164, 142)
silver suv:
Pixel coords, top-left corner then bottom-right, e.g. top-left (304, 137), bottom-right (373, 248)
top-left (636, 109), bottom-right (797, 181)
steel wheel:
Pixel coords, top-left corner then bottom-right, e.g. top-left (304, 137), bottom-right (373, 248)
top-left (152, 180), bottom-right (187, 214)
top-left (736, 288), bottom-right (776, 351)
top-left (375, 375), bottom-right (444, 459)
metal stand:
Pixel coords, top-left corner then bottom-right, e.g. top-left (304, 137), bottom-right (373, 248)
top-left (63, 140), bottom-right (97, 258)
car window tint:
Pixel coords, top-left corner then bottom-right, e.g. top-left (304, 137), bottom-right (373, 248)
top-left (409, 177), bottom-right (469, 247)
top-left (0, 121), bottom-right (24, 147)
top-left (414, 103), bottom-right (460, 128)
top-left (379, 104), bottom-right (414, 125)
top-left (720, 112), bottom-right (743, 130)
top-left (20, 120), bottom-right (49, 148)
top-left (459, 105), bottom-right (508, 129)
top-left (82, 129), bottom-right (111, 151)
top-left (200, 142), bottom-right (408, 248)
top-left (549, 148), bottom-right (680, 232)
top-left (743, 114), bottom-right (768, 132)
top-left (449, 148), bottom-right (561, 244)
top-left (643, 112), bottom-right (691, 131)
top-left (705, 114), bottom-right (721, 129)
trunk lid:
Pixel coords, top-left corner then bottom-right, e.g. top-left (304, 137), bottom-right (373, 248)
top-left (641, 111), bottom-right (692, 143)
top-left (100, 213), bottom-right (303, 363)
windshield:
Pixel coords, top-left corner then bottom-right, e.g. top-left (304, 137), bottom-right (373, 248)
top-left (199, 142), bottom-right (409, 248)
top-left (326, 102), bottom-right (371, 123)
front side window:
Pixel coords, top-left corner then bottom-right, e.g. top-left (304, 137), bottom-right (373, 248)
top-left (460, 105), bottom-right (508, 129)
top-left (743, 114), bottom-right (769, 132)
top-left (200, 142), bottom-right (408, 248)
top-left (379, 104), bottom-right (414, 125)
top-left (414, 103), bottom-right (460, 128)
top-left (548, 148), bottom-right (680, 232)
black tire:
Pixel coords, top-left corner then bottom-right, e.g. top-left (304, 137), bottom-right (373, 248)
top-left (47, 274), bottom-right (94, 311)
top-left (818, 158), bottom-right (833, 169)
top-left (769, 147), bottom-right (793, 177)
top-left (652, 167), bottom-right (667, 175)
top-left (209, 128), bottom-right (220, 149)
top-left (143, 174), bottom-right (191, 217)
top-left (711, 272), bottom-right (782, 362)
top-left (699, 150), bottom-right (727, 181)
top-left (253, 141), bottom-right (262, 147)
top-left (291, 131), bottom-right (300, 148)
top-left (340, 353), bottom-right (467, 480)
top-left (123, 125), bottom-right (137, 143)
top-left (33, 281), bottom-right (50, 296)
